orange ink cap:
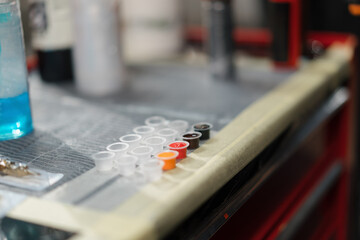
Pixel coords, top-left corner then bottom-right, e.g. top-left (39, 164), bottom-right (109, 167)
top-left (349, 4), bottom-right (360, 16)
top-left (156, 150), bottom-right (179, 170)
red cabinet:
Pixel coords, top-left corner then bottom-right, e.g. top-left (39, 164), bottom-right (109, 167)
top-left (211, 88), bottom-right (352, 240)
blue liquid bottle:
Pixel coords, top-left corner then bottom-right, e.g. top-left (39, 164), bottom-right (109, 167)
top-left (0, 0), bottom-right (33, 140)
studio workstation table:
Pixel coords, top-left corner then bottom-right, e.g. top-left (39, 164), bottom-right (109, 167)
top-left (0, 42), bottom-right (354, 240)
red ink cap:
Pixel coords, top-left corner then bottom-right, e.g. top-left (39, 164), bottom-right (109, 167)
top-left (168, 141), bottom-right (190, 159)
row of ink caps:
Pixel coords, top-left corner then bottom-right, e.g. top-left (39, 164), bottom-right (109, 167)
top-left (92, 116), bottom-right (212, 182)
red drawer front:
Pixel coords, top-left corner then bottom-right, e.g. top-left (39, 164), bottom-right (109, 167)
top-left (211, 105), bottom-right (350, 240)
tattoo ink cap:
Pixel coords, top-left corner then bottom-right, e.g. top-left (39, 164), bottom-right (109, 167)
top-left (119, 134), bottom-right (142, 151)
top-left (140, 160), bottom-right (164, 181)
top-left (143, 136), bottom-right (167, 154)
top-left (193, 122), bottom-right (213, 140)
top-left (92, 151), bottom-right (115, 172)
top-left (133, 125), bottom-right (155, 137)
top-left (168, 120), bottom-right (189, 134)
top-left (182, 132), bottom-right (202, 150)
top-left (130, 146), bottom-right (154, 164)
top-left (115, 155), bottom-right (137, 176)
top-left (106, 142), bottom-right (129, 159)
top-left (168, 141), bottom-right (190, 160)
top-left (156, 150), bottom-right (179, 170)
top-left (157, 128), bottom-right (178, 144)
top-left (145, 116), bottom-right (167, 130)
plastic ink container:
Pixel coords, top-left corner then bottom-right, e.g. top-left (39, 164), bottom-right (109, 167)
top-left (193, 122), bottom-right (213, 140)
top-left (106, 142), bottom-right (129, 159)
top-left (145, 116), bottom-right (167, 130)
top-left (157, 128), bottom-right (178, 144)
top-left (92, 151), bottom-right (115, 172)
top-left (133, 125), bottom-right (155, 137)
top-left (156, 150), bottom-right (179, 170)
top-left (116, 155), bottom-right (137, 176)
top-left (119, 134), bottom-right (142, 151)
top-left (168, 120), bottom-right (189, 134)
top-left (130, 146), bottom-right (154, 164)
top-left (168, 141), bottom-right (190, 160)
top-left (143, 136), bottom-right (166, 154)
top-left (182, 132), bottom-right (202, 150)
top-left (140, 160), bottom-right (164, 181)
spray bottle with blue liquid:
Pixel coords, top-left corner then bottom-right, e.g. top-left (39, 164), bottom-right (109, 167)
top-left (0, 0), bottom-right (33, 140)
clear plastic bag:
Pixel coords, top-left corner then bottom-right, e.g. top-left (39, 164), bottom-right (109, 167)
top-left (0, 168), bottom-right (63, 192)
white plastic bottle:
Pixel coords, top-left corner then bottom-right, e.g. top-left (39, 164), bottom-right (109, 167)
top-left (122, 0), bottom-right (183, 63)
top-left (72, 0), bottom-right (125, 97)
